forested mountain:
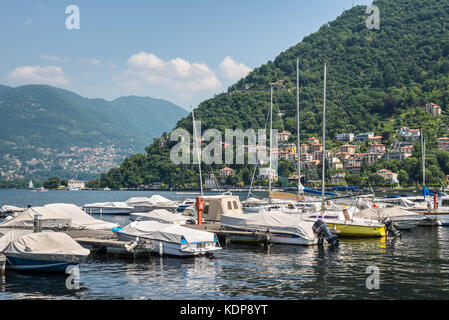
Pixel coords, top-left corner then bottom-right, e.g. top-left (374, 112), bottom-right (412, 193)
top-left (100, 0), bottom-right (449, 188)
top-left (0, 85), bottom-right (187, 180)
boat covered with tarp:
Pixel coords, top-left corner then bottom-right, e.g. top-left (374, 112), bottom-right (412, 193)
top-left (129, 209), bottom-right (195, 224)
top-left (113, 221), bottom-right (221, 257)
top-left (0, 203), bottom-right (118, 231)
top-left (355, 207), bottom-right (424, 230)
top-left (82, 201), bottom-right (134, 215)
top-left (0, 231), bottom-right (90, 272)
top-left (221, 211), bottom-right (318, 245)
top-left (125, 195), bottom-right (179, 212)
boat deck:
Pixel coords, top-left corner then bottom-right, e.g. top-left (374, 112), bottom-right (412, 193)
top-left (72, 237), bottom-right (153, 257)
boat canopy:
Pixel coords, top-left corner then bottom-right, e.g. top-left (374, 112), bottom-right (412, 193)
top-left (0, 206), bottom-right (71, 229)
top-left (0, 231), bottom-right (90, 262)
top-left (130, 209), bottom-right (191, 224)
top-left (83, 202), bottom-right (134, 209)
top-left (221, 211), bottom-right (316, 241)
top-left (118, 221), bottom-right (216, 244)
top-left (201, 195), bottom-right (243, 221)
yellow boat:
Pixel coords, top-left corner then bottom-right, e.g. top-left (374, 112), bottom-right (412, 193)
top-left (326, 221), bottom-right (386, 238)
top-left (303, 208), bottom-right (387, 238)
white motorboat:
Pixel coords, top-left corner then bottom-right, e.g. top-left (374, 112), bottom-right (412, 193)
top-left (113, 221), bottom-right (222, 257)
top-left (83, 202), bottom-right (134, 215)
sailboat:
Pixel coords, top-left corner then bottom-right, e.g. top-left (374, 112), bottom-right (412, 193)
top-left (295, 63), bottom-right (386, 237)
top-left (28, 180), bottom-right (34, 190)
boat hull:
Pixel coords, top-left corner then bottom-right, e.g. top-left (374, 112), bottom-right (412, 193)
top-left (222, 226), bottom-right (317, 245)
top-left (83, 207), bottom-right (132, 215)
top-left (326, 223), bottom-right (386, 238)
top-left (5, 256), bottom-right (77, 273)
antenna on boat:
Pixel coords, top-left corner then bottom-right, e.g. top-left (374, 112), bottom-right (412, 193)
top-left (191, 107), bottom-right (203, 197)
top-left (321, 62), bottom-right (327, 211)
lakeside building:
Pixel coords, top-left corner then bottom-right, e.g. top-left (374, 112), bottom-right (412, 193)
top-left (68, 179), bottom-right (85, 189)
top-left (336, 133), bottom-right (354, 142)
top-left (330, 172), bottom-right (346, 185)
top-left (398, 127), bottom-right (421, 141)
top-left (220, 167), bottom-right (235, 178)
top-left (339, 144), bottom-right (360, 153)
top-left (376, 169), bottom-right (399, 184)
top-left (369, 144), bottom-right (386, 154)
top-left (277, 130), bottom-right (291, 142)
top-left (308, 137), bottom-right (320, 145)
top-left (258, 167), bottom-right (279, 182)
top-left (328, 157), bottom-right (343, 170)
top-left (425, 102), bottom-right (442, 116)
top-left (368, 136), bottom-right (383, 144)
top-left (355, 132), bottom-right (374, 142)
top-left (437, 137), bottom-right (449, 152)
top-left (366, 152), bottom-right (383, 165)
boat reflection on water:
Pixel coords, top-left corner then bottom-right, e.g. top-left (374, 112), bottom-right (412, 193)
top-left (0, 271), bottom-right (87, 299)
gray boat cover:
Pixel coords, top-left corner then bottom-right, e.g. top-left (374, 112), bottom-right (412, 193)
top-left (0, 231), bottom-right (90, 261)
top-left (0, 204), bottom-right (118, 230)
top-left (130, 209), bottom-right (191, 224)
top-left (83, 202), bottom-right (134, 209)
top-left (355, 207), bottom-right (423, 220)
top-left (118, 221), bottom-right (216, 244)
top-left (44, 203), bottom-right (119, 230)
top-left (125, 195), bottom-right (178, 207)
top-left (221, 211), bottom-right (316, 241)
top-left (0, 206), bottom-right (71, 229)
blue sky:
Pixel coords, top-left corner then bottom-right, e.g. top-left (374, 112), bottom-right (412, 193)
top-left (0, 0), bottom-right (373, 109)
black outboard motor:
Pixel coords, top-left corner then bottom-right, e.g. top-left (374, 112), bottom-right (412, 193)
top-left (383, 217), bottom-right (401, 237)
top-left (312, 219), bottom-right (339, 246)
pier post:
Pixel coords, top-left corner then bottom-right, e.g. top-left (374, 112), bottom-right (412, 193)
top-left (33, 214), bottom-right (42, 233)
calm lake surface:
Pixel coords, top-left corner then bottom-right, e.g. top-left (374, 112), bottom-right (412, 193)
top-left (0, 189), bottom-right (448, 300)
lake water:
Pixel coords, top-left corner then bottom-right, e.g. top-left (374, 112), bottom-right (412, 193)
top-left (0, 189), bottom-right (448, 300)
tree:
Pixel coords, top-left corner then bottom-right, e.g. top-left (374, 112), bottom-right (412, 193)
top-left (397, 170), bottom-right (409, 187)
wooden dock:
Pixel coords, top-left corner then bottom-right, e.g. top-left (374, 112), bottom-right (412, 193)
top-left (73, 237), bottom-right (153, 257)
top-left (185, 223), bottom-right (270, 247)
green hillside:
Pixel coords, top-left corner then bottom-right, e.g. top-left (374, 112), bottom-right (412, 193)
top-left (0, 85), bottom-right (187, 181)
top-left (100, 0), bottom-right (449, 188)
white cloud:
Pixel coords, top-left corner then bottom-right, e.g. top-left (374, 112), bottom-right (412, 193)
top-left (7, 65), bottom-right (70, 86)
top-left (219, 56), bottom-right (252, 81)
top-left (89, 58), bottom-right (102, 67)
top-left (24, 17), bottom-right (32, 26)
top-left (121, 51), bottom-right (222, 92)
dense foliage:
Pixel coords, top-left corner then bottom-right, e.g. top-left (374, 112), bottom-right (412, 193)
top-left (100, 0), bottom-right (449, 189)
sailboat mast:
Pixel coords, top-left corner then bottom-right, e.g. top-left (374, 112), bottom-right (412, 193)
top-left (192, 108), bottom-right (203, 196)
top-left (321, 63), bottom-right (327, 210)
top-left (269, 86), bottom-right (273, 196)
top-left (422, 129), bottom-right (425, 199)
top-left (296, 59), bottom-right (301, 198)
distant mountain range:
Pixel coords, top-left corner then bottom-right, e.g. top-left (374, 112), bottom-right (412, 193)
top-left (0, 84), bottom-right (188, 180)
